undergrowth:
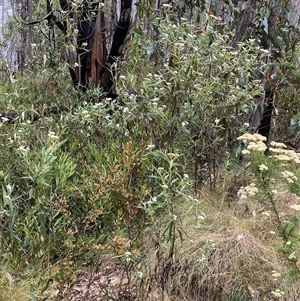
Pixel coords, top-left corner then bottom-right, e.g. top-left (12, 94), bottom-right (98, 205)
top-left (0, 10), bottom-right (300, 301)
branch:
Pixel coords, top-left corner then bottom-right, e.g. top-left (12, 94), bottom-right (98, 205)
top-left (22, 10), bottom-right (66, 34)
top-left (0, 92), bottom-right (122, 124)
top-left (0, 105), bottom-right (69, 124)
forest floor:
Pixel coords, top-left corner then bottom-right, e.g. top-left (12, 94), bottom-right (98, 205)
top-left (52, 265), bottom-right (134, 301)
top-left (49, 191), bottom-right (300, 301)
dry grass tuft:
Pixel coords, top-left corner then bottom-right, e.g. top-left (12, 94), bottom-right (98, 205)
top-left (190, 228), bottom-right (282, 300)
top-left (147, 227), bottom-right (284, 301)
top-left (0, 271), bottom-right (39, 301)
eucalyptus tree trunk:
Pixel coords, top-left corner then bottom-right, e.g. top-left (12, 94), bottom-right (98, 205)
top-left (0, 0), bottom-right (8, 80)
top-left (27, 0), bottom-right (34, 60)
top-left (290, 0), bottom-right (300, 25)
top-left (56, 0), bottom-right (137, 96)
top-left (18, 0), bottom-right (28, 73)
top-left (0, 0), bottom-right (18, 81)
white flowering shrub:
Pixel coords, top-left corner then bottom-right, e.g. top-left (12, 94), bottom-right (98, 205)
top-left (120, 13), bottom-right (267, 188)
top-left (237, 133), bottom-right (300, 263)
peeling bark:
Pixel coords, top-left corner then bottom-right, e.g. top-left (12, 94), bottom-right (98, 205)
top-left (87, 8), bottom-right (107, 84)
top-left (59, 0), bottom-right (135, 96)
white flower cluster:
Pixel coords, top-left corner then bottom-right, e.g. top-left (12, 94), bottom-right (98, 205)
top-left (259, 164), bottom-right (268, 171)
top-left (237, 183), bottom-right (258, 200)
top-left (271, 289), bottom-right (285, 298)
top-left (281, 170), bottom-right (298, 183)
top-left (247, 141), bottom-right (267, 152)
top-left (288, 252), bottom-right (296, 260)
top-left (290, 204), bottom-right (300, 211)
top-left (272, 270), bottom-right (281, 279)
top-left (48, 131), bottom-right (59, 140)
top-left (237, 134), bottom-right (300, 164)
top-left (270, 141), bottom-right (287, 149)
top-left (269, 141), bottom-right (300, 163)
top-left (237, 133), bottom-right (267, 153)
top-left (17, 145), bottom-right (29, 152)
top-left (237, 133), bottom-right (267, 143)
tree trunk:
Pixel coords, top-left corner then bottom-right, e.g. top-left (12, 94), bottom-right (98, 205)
top-left (231, 0), bottom-right (258, 48)
top-left (101, 0), bottom-right (133, 93)
top-left (19, 0), bottom-right (28, 73)
top-left (248, 1), bottom-right (283, 142)
top-left (27, 0), bottom-right (34, 60)
top-left (59, 0), bottom-right (136, 96)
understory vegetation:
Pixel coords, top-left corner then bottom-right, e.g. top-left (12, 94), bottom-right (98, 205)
top-left (1, 10), bottom-right (300, 301)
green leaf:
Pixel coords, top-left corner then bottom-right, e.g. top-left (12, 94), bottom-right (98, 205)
top-left (261, 17), bottom-right (269, 34)
top-left (132, 27), bottom-right (142, 36)
top-left (257, 104), bottom-right (264, 117)
top-left (289, 78), bottom-right (300, 85)
top-left (29, 284), bottom-right (36, 301)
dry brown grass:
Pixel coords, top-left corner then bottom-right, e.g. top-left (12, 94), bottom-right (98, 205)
top-left (140, 179), bottom-right (298, 301)
top-left (0, 271), bottom-right (41, 301)
top-left (144, 226), bottom-right (285, 301)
